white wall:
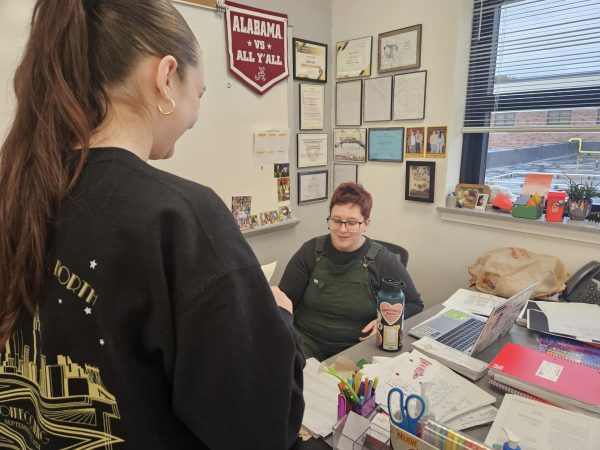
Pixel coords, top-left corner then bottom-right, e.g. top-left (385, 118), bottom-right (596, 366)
top-left (332, 0), bottom-right (600, 307)
top-left (2, 1), bottom-right (598, 307)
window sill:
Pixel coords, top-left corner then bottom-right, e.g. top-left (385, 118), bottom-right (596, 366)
top-left (242, 217), bottom-right (300, 237)
top-left (437, 206), bottom-right (600, 245)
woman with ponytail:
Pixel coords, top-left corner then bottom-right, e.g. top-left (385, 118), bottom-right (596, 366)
top-left (0, 1), bottom-right (304, 448)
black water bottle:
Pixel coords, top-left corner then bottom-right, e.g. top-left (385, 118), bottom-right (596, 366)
top-left (376, 277), bottom-right (405, 351)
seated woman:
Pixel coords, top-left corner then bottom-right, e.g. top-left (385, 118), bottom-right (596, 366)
top-left (279, 182), bottom-right (423, 360)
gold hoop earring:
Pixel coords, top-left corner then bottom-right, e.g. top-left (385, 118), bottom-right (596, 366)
top-left (158, 98), bottom-right (176, 115)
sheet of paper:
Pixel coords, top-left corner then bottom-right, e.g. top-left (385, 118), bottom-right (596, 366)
top-left (301, 358), bottom-right (340, 437)
top-left (485, 395), bottom-right (600, 450)
top-left (253, 129), bottom-right (290, 164)
top-left (260, 261), bottom-right (277, 282)
top-left (538, 302), bottom-right (600, 342)
top-left (336, 412), bottom-right (370, 450)
top-left (442, 288), bottom-right (507, 317)
top-left (444, 404), bottom-right (498, 431)
top-left (370, 350), bottom-right (495, 422)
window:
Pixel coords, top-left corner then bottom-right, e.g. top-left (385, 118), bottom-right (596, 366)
top-left (493, 112), bottom-right (516, 127)
top-left (546, 110), bottom-right (572, 126)
top-left (461, 0), bottom-right (600, 202)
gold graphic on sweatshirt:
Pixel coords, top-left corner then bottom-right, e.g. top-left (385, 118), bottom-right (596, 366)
top-left (0, 312), bottom-right (122, 449)
top-left (53, 260), bottom-right (99, 306)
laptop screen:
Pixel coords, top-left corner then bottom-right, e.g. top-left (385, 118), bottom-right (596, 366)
top-left (469, 283), bottom-right (537, 356)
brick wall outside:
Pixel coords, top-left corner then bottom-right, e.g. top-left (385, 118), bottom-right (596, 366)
top-left (489, 108), bottom-right (600, 150)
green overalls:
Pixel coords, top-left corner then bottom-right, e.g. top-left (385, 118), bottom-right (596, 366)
top-left (294, 237), bottom-right (382, 361)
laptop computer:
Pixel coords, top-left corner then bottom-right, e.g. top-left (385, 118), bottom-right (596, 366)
top-left (409, 284), bottom-right (537, 356)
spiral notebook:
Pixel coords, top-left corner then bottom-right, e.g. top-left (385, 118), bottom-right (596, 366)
top-left (488, 343), bottom-right (600, 415)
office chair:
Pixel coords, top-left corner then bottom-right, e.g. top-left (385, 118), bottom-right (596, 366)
top-left (373, 240), bottom-right (409, 268)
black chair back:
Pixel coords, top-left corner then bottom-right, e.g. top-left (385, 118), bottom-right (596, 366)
top-left (373, 240), bottom-right (409, 268)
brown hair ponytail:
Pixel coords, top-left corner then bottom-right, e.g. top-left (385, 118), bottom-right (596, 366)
top-left (0, 0), bottom-right (199, 346)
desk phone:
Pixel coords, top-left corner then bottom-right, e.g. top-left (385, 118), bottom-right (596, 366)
top-left (562, 261), bottom-right (600, 305)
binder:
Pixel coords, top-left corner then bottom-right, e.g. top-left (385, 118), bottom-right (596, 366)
top-left (488, 343), bottom-right (600, 415)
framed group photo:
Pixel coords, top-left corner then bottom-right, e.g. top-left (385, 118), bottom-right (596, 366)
top-left (393, 70), bottom-right (427, 121)
top-left (299, 84), bottom-right (325, 130)
top-left (378, 24), bottom-right (422, 73)
top-left (405, 161), bottom-right (435, 203)
top-left (293, 38), bottom-right (327, 82)
top-left (336, 36), bottom-right (372, 79)
top-left (363, 76), bottom-right (393, 122)
top-left (333, 128), bottom-right (367, 163)
top-left (368, 127), bottom-right (404, 162)
top-left (405, 127), bottom-right (425, 157)
top-left (297, 133), bottom-right (328, 168)
top-left (298, 170), bottom-right (329, 204)
top-left (425, 126), bottom-right (447, 158)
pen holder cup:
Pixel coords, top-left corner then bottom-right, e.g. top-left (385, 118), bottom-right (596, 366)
top-left (332, 412), bottom-right (390, 450)
top-left (353, 394), bottom-right (378, 418)
top-left (339, 394), bottom-right (378, 420)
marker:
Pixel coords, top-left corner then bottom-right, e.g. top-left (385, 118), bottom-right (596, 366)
top-left (363, 377), bottom-right (369, 397)
top-left (354, 370), bottom-right (362, 393)
top-left (318, 363), bottom-right (359, 403)
top-left (366, 379), bottom-right (374, 400)
top-left (337, 394), bottom-right (347, 419)
top-left (372, 376), bottom-right (379, 391)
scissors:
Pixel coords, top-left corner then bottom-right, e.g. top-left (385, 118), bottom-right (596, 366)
top-left (387, 387), bottom-right (425, 435)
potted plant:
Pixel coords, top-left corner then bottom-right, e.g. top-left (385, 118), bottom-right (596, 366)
top-left (563, 173), bottom-right (600, 221)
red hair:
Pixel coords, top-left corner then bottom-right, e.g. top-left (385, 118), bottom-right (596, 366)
top-left (329, 182), bottom-right (373, 218)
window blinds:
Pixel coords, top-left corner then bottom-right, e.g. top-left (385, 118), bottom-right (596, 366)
top-left (463, 0), bottom-right (600, 132)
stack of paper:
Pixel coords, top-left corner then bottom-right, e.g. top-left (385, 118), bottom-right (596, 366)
top-left (527, 301), bottom-right (600, 344)
top-left (485, 395), bottom-right (600, 450)
top-left (442, 288), bottom-right (507, 317)
top-left (301, 358), bottom-right (340, 437)
top-left (412, 336), bottom-right (489, 381)
top-left (361, 350), bottom-right (496, 426)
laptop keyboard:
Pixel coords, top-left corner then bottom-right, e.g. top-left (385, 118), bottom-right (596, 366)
top-left (436, 318), bottom-right (485, 352)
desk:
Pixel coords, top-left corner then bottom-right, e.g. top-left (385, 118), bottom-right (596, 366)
top-left (293, 304), bottom-right (539, 448)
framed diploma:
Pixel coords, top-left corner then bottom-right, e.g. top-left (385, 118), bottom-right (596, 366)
top-left (333, 164), bottom-right (358, 189)
top-left (299, 84), bottom-right (325, 130)
top-left (363, 76), bottom-right (392, 122)
top-left (368, 127), bottom-right (404, 162)
top-left (293, 38), bottom-right (327, 82)
top-left (336, 36), bottom-right (372, 79)
top-left (297, 133), bottom-right (328, 168)
top-left (333, 128), bottom-right (367, 163)
top-left (393, 70), bottom-right (427, 121)
top-left (336, 80), bottom-right (362, 126)
top-left (378, 24), bottom-right (422, 73)
top-left (298, 170), bottom-right (329, 204)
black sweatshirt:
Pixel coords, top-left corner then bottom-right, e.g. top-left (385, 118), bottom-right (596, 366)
top-left (279, 236), bottom-right (424, 319)
top-left (0, 148), bottom-right (304, 449)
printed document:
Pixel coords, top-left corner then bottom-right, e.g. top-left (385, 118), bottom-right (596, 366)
top-left (442, 289), bottom-right (506, 317)
top-left (485, 395), bottom-right (600, 450)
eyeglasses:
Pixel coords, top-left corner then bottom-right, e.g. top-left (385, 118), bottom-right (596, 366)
top-left (326, 217), bottom-right (365, 232)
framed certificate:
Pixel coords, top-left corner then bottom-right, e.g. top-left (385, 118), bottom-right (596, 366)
top-left (368, 127), bottom-right (404, 162)
top-left (333, 128), bottom-right (367, 163)
top-left (299, 84), bottom-right (325, 130)
top-left (378, 24), bottom-right (422, 73)
top-left (336, 80), bottom-right (362, 126)
top-left (333, 164), bottom-right (358, 189)
top-left (363, 76), bottom-right (392, 122)
top-left (293, 38), bottom-right (327, 82)
top-left (297, 133), bottom-right (328, 168)
top-left (336, 36), bottom-right (372, 79)
top-left (393, 70), bottom-right (427, 121)
top-left (298, 170), bottom-right (329, 204)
